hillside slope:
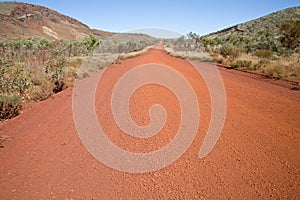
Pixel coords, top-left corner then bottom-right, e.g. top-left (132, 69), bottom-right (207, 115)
top-left (0, 2), bottom-right (134, 40)
top-left (206, 6), bottom-right (300, 38)
top-left (172, 6), bottom-right (300, 82)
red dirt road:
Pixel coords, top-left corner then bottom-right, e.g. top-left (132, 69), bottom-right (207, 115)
top-left (0, 47), bottom-right (300, 199)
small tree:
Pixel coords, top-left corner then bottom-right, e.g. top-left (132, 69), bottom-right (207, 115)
top-left (187, 32), bottom-right (201, 50)
top-left (280, 20), bottom-right (300, 50)
top-left (175, 35), bottom-right (185, 47)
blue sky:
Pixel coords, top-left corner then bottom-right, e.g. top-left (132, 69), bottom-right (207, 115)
top-left (2, 0), bottom-right (300, 36)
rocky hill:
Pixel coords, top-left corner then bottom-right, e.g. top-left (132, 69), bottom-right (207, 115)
top-left (0, 2), bottom-right (153, 41)
top-left (206, 6), bottom-right (300, 38)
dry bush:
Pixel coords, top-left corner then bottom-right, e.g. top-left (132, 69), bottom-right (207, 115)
top-left (0, 95), bottom-right (22, 120)
top-left (28, 81), bottom-right (53, 101)
top-left (164, 46), bottom-right (213, 62)
top-left (253, 59), bottom-right (271, 70)
top-left (254, 49), bottom-right (274, 58)
top-left (221, 52), bottom-right (300, 81)
top-left (285, 62), bottom-right (300, 80)
top-left (219, 45), bottom-right (243, 59)
top-left (231, 60), bottom-right (252, 69)
top-left (263, 65), bottom-right (283, 78)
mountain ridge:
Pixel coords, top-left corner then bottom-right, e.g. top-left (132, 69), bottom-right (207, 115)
top-left (0, 2), bottom-right (154, 41)
top-left (205, 6), bottom-right (300, 38)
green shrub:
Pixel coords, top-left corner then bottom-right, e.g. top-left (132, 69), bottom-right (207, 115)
top-left (231, 60), bottom-right (252, 69)
top-left (23, 40), bottom-right (33, 49)
top-left (45, 57), bottom-right (66, 93)
top-left (0, 62), bottom-right (32, 96)
top-left (84, 34), bottom-right (101, 51)
top-left (39, 39), bottom-right (51, 49)
top-left (50, 60), bottom-right (66, 93)
top-left (0, 95), bottom-right (22, 120)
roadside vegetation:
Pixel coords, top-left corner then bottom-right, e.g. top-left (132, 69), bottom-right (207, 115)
top-left (0, 34), bottom-right (156, 119)
top-left (165, 18), bottom-right (300, 82)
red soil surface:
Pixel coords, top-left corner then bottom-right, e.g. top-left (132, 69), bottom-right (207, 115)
top-left (0, 47), bottom-right (299, 199)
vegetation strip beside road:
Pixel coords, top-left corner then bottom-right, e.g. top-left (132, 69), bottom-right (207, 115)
top-left (0, 36), bottom-right (156, 120)
top-left (164, 7), bottom-right (300, 85)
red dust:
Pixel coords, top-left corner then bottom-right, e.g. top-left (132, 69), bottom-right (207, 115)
top-left (0, 48), bottom-right (299, 199)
